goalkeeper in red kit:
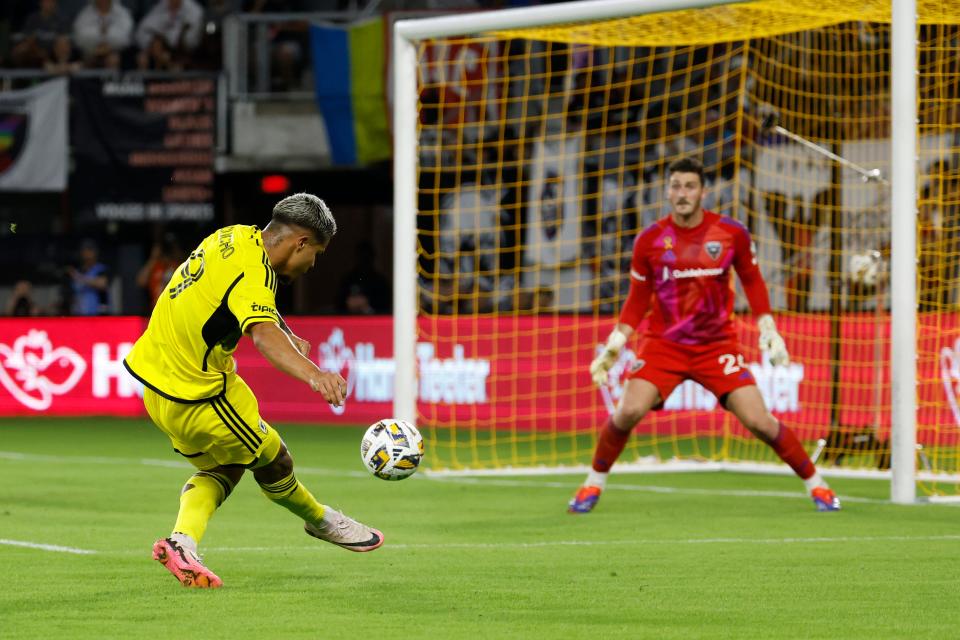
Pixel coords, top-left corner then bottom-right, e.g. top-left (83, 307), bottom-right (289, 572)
top-left (568, 157), bottom-right (840, 513)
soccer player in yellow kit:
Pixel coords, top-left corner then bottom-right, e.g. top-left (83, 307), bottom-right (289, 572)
top-left (124, 193), bottom-right (383, 589)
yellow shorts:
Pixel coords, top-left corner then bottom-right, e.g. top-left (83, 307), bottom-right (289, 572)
top-left (143, 374), bottom-right (282, 471)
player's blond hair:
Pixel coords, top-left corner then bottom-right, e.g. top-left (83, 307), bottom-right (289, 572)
top-left (271, 193), bottom-right (337, 243)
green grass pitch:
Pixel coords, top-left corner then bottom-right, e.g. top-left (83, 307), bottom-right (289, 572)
top-left (1, 417), bottom-right (959, 639)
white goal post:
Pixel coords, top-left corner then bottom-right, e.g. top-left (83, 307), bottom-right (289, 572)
top-left (888, 0), bottom-right (918, 504)
top-left (392, 0), bottom-right (921, 502)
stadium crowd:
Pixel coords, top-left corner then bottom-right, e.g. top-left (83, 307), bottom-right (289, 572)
top-left (0, 0), bottom-right (547, 74)
top-left (5, 0), bottom-right (226, 72)
top-left (1, 3), bottom-right (957, 318)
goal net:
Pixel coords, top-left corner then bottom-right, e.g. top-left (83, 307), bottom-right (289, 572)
top-left (395, 0), bottom-right (960, 496)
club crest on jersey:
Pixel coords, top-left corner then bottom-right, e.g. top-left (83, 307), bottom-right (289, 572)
top-left (705, 241), bottom-right (723, 260)
top-left (662, 236), bottom-right (674, 250)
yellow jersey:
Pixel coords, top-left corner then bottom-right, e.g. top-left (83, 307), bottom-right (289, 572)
top-left (124, 225), bottom-right (280, 402)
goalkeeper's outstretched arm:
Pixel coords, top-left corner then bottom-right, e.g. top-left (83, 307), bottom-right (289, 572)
top-left (732, 225), bottom-right (789, 366)
top-left (590, 260), bottom-right (651, 387)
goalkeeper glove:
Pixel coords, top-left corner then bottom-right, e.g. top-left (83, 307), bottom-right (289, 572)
top-left (590, 328), bottom-right (628, 388)
top-left (757, 314), bottom-right (789, 366)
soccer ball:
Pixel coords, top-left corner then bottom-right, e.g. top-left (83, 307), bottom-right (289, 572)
top-left (360, 419), bottom-right (424, 481)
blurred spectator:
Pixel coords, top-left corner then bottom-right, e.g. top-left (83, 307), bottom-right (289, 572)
top-left (45, 34), bottom-right (82, 73)
top-left (419, 273), bottom-right (456, 316)
top-left (515, 286), bottom-right (554, 314)
top-left (700, 108), bottom-right (738, 180)
top-left (437, 178), bottom-right (514, 313)
top-left (586, 172), bottom-right (639, 314)
top-left (136, 232), bottom-right (184, 309)
top-left (190, 0), bottom-right (240, 70)
top-left (337, 240), bottom-right (391, 315)
top-left (73, 0), bottom-right (133, 69)
top-left (5, 280), bottom-right (38, 317)
top-left (67, 239), bottom-right (111, 315)
top-left (135, 0), bottom-right (203, 70)
top-left (204, 0), bottom-right (240, 27)
top-left (10, 0), bottom-right (70, 68)
top-left (918, 161), bottom-right (945, 311)
top-left (787, 190), bottom-right (829, 312)
top-left (137, 31), bottom-right (181, 70)
top-left (243, 0), bottom-right (308, 91)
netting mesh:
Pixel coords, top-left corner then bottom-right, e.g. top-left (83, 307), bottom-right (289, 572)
top-left (915, 19), bottom-right (960, 495)
top-left (411, 1), bottom-right (960, 494)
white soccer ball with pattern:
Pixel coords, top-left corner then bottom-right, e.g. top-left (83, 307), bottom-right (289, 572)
top-left (360, 419), bottom-right (424, 481)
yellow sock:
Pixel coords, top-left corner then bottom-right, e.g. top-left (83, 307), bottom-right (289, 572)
top-left (258, 472), bottom-right (325, 524)
top-left (172, 471), bottom-right (234, 543)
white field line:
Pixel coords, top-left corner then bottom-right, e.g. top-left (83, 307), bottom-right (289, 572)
top-left (201, 534), bottom-right (960, 553)
top-left (7, 533), bottom-right (960, 557)
top-left (0, 450), bottom-right (195, 469)
top-left (2, 449), bottom-right (957, 507)
top-left (424, 459), bottom-right (960, 483)
top-left (425, 475), bottom-right (884, 504)
top-left (3, 532), bottom-right (957, 559)
top-left (0, 450), bottom-right (369, 477)
top-left (0, 539), bottom-right (97, 555)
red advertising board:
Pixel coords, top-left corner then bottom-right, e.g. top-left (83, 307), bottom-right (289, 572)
top-left (0, 317), bottom-right (146, 416)
top-left (0, 315), bottom-right (957, 448)
top-left (233, 317), bottom-right (394, 424)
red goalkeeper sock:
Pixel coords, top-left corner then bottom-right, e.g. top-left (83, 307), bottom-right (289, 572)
top-left (591, 417), bottom-right (631, 473)
top-left (767, 422), bottom-right (815, 480)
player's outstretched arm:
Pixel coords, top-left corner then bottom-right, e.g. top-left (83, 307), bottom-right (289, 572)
top-left (277, 313), bottom-right (311, 357)
top-left (249, 321), bottom-right (345, 406)
top-left (592, 231), bottom-right (652, 389)
top-left (730, 223), bottom-right (789, 366)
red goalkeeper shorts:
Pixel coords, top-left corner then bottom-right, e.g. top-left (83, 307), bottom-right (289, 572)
top-left (625, 337), bottom-right (757, 406)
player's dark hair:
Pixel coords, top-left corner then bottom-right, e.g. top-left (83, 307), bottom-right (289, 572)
top-left (271, 193), bottom-right (337, 243)
top-left (667, 157), bottom-right (705, 184)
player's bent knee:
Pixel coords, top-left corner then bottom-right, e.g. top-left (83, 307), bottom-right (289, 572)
top-left (253, 445), bottom-right (293, 484)
top-left (616, 379), bottom-right (661, 428)
top-left (613, 410), bottom-right (642, 432)
top-left (616, 398), bottom-right (655, 428)
top-left (203, 465), bottom-right (245, 487)
top-left (218, 465), bottom-right (247, 486)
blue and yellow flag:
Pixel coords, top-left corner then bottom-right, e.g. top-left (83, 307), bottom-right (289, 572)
top-left (310, 18), bottom-right (390, 166)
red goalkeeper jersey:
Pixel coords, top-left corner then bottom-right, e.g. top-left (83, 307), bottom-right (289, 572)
top-left (618, 209), bottom-right (772, 345)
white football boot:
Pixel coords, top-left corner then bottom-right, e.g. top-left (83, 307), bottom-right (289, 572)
top-left (304, 506), bottom-right (384, 552)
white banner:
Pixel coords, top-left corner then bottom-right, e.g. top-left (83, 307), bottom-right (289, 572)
top-left (524, 134), bottom-right (585, 268)
top-left (0, 78), bottom-right (68, 191)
